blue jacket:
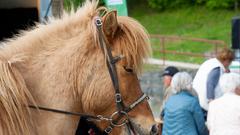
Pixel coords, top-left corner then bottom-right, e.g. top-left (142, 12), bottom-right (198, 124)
top-left (162, 91), bottom-right (208, 135)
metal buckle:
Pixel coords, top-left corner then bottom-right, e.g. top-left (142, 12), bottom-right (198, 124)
top-left (95, 18), bottom-right (102, 26)
top-left (104, 126), bottom-right (113, 134)
top-left (115, 93), bottom-right (122, 103)
top-left (146, 95), bottom-right (150, 100)
top-left (110, 111), bottom-right (128, 127)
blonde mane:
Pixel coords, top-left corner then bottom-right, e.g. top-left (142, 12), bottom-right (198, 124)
top-left (0, 0), bottom-right (151, 134)
top-left (113, 16), bottom-right (151, 73)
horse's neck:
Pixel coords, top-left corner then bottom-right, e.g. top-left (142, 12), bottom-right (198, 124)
top-left (14, 25), bottom-right (87, 135)
top-left (0, 21), bottom-right (108, 135)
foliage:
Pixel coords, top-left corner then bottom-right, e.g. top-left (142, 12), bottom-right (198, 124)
top-left (147, 0), bottom-right (240, 10)
top-left (148, 0), bottom-right (195, 10)
top-left (206, 0), bottom-right (237, 9)
top-left (147, 0), bottom-right (166, 10)
top-left (64, 0), bottom-right (105, 11)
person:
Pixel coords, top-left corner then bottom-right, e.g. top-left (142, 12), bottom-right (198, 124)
top-left (192, 48), bottom-right (234, 112)
top-left (162, 72), bottom-right (208, 135)
top-left (207, 73), bottom-right (240, 135)
top-left (159, 66), bottom-right (179, 119)
top-left (162, 66), bottom-right (179, 104)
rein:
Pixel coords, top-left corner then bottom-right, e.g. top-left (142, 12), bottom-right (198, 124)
top-left (29, 93), bottom-right (148, 134)
top-left (29, 17), bottom-right (149, 135)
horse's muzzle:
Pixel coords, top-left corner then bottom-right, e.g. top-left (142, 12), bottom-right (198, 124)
top-left (150, 124), bottom-right (161, 135)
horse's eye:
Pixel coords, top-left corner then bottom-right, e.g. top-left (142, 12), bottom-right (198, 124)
top-left (124, 66), bottom-right (133, 73)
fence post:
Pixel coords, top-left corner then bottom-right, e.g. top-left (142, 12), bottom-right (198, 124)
top-left (161, 37), bottom-right (165, 66)
top-left (214, 42), bottom-right (218, 57)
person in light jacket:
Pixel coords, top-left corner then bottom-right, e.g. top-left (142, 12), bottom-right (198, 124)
top-left (162, 72), bottom-right (208, 135)
top-left (193, 48), bottom-right (234, 112)
top-left (207, 73), bottom-right (240, 135)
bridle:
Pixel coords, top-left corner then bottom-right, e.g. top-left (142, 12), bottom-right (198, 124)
top-left (95, 17), bottom-right (150, 134)
top-left (29, 17), bottom-right (149, 135)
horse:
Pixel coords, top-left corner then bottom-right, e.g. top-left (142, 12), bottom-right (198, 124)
top-left (0, 0), bottom-right (159, 135)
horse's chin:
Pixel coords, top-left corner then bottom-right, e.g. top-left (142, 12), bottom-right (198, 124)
top-left (122, 119), bottom-right (159, 135)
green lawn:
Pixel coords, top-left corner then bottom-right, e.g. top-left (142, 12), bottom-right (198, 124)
top-left (129, 5), bottom-right (239, 63)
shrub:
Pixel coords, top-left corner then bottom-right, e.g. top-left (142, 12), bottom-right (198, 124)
top-left (206, 0), bottom-right (237, 9)
top-left (148, 0), bottom-right (239, 10)
top-left (148, 0), bottom-right (197, 10)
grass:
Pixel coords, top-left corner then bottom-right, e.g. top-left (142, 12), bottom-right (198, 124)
top-left (128, 4), bottom-right (239, 63)
top-left (150, 38), bottom-right (219, 63)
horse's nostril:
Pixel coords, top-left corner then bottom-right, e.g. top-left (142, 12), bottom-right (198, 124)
top-left (150, 124), bottom-right (159, 135)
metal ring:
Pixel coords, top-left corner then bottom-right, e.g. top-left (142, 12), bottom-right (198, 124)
top-left (110, 111), bottom-right (129, 127)
top-left (95, 18), bottom-right (102, 26)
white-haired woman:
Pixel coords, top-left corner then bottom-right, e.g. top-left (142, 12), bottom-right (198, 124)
top-left (207, 73), bottom-right (240, 135)
top-left (162, 72), bottom-right (208, 135)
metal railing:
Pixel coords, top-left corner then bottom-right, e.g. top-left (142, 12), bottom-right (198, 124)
top-left (150, 34), bottom-right (228, 65)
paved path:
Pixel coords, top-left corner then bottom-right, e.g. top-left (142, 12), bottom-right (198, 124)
top-left (146, 58), bottom-right (200, 69)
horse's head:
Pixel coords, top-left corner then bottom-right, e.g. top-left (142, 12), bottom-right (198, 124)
top-left (78, 3), bottom-right (159, 134)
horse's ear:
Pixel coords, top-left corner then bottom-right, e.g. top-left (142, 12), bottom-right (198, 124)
top-left (102, 10), bottom-right (118, 38)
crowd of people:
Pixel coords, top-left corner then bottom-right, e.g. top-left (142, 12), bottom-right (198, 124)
top-left (161, 48), bottom-right (240, 135)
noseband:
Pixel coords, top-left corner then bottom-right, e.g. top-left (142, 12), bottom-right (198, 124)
top-left (29, 17), bottom-right (149, 135)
